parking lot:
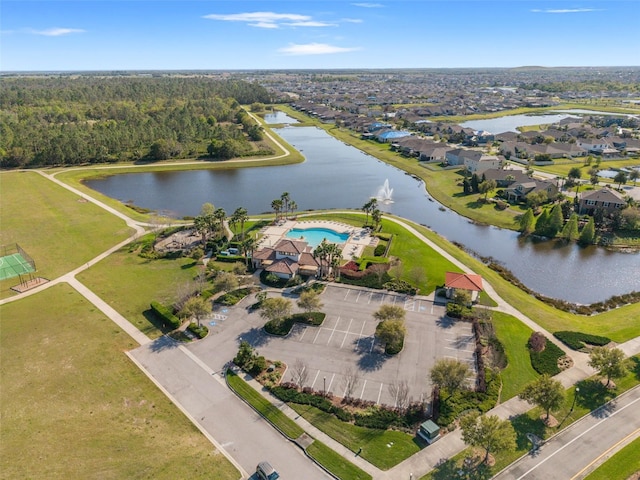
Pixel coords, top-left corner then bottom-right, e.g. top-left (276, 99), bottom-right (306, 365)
top-left (256, 284), bottom-right (477, 407)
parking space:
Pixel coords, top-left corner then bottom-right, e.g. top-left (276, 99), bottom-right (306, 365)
top-left (290, 315), bottom-right (378, 353)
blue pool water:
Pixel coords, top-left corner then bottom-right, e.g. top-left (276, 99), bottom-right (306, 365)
top-left (285, 227), bottom-right (350, 248)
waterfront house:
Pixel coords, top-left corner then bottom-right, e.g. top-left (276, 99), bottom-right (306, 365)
top-left (578, 188), bottom-right (626, 215)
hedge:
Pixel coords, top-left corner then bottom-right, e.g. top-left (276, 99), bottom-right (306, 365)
top-left (150, 301), bottom-right (181, 329)
top-left (553, 331), bottom-right (611, 351)
top-left (215, 254), bottom-right (245, 263)
top-left (264, 312), bottom-right (326, 336)
top-left (529, 339), bottom-right (564, 375)
top-left (187, 322), bottom-right (208, 339)
top-left (215, 287), bottom-right (255, 305)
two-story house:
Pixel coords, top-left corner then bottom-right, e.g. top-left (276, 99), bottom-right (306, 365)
top-left (578, 188), bottom-right (626, 215)
top-left (251, 239), bottom-right (320, 279)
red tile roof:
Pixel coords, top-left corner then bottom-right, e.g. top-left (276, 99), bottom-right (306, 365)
top-left (445, 272), bottom-right (483, 292)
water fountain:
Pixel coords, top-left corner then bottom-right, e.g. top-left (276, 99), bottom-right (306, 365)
top-left (376, 179), bottom-right (394, 203)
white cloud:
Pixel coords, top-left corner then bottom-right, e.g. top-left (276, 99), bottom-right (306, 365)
top-left (352, 3), bottom-right (384, 7)
top-left (203, 11), bottom-right (336, 29)
top-left (531, 8), bottom-right (600, 14)
top-left (342, 18), bottom-right (364, 23)
top-left (29, 27), bottom-right (85, 36)
top-left (278, 43), bottom-right (361, 56)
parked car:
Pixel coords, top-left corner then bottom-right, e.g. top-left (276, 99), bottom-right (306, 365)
top-left (256, 461), bottom-right (279, 480)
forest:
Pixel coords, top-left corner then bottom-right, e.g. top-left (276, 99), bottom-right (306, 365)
top-left (0, 76), bottom-right (273, 168)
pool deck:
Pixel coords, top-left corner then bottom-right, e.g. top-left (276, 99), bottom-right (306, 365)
top-left (257, 220), bottom-right (376, 259)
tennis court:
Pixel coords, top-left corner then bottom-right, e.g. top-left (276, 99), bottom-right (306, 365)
top-left (0, 244), bottom-right (36, 281)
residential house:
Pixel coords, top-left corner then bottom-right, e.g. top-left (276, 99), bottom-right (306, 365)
top-left (446, 149), bottom-right (502, 173)
top-left (251, 238), bottom-right (320, 279)
top-left (577, 139), bottom-right (619, 157)
top-left (504, 177), bottom-right (558, 202)
top-left (578, 188), bottom-right (626, 215)
top-left (445, 272), bottom-right (483, 303)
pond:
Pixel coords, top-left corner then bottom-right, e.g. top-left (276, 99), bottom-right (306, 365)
top-left (460, 114), bottom-right (579, 134)
top-left (263, 111), bottom-right (299, 124)
top-left (85, 126), bottom-right (640, 304)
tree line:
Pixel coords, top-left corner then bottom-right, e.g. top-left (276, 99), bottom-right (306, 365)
top-left (0, 76), bottom-right (271, 168)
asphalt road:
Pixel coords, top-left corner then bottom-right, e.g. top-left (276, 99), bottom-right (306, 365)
top-left (493, 385), bottom-right (640, 480)
top-left (130, 337), bottom-right (330, 480)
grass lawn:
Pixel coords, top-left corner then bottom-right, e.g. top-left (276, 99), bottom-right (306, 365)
top-left (306, 441), bottom-right (372, 480)
top-left (298, 212), bottom-right (461, 294)
top-left (534, 157), bottom-right (640, 178)
top-left (0, 171), bottom-right (133, 298)
top-left (584, 436), bottom-right (640, 480)
top-left (226, 371), bottom-right (304, 439)
top-left (76, 242), bottom-right (202, 339)
top-left (0, 284), bottom-right (239, 480)
top-left (492, 311), bottom-right (539, 401)
top-left (289, 404), bottom-right (421, 470)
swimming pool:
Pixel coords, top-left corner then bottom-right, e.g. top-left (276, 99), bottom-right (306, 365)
top-left (285, 227), bottom-right (350, 248)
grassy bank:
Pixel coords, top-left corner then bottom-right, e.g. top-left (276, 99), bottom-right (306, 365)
top-left (0, 284), bottom-right (239, 480)
top-left (306, 441), bottom-right (372, 480)
top-left (0, 171), bottom-right (133, 298)
top-left (584, 436), bottom-right (640, 480)
top-left (226, 370), bottom-right (304, 439)
top-left (290, 404), bottom-right (421, 470)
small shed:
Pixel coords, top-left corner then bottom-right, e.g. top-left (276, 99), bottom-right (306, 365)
top-left (418, 420), bottom-right (441, 444)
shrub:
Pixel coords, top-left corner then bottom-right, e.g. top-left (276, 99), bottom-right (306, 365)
top-left (260, 270), bottom-right (289, 288)
top-left (446, 302), bottom-right (472, 319)
top-left (250, 356), bottom-right (267, 376)
top-left (385, 336), bottom-right (404, 355)
top-left (215, 255), bottom-right (244, 263)
top-left (529, 339), bottom-right (564, 375)
top-left (553, 331), bottom-right (611, 350)
top-left (215, 287), bottom-right (255, 306)
top-left (436, 369), bottom-right (500, 427)
top-left (187, 322), bottom-right (208, 339)
top-left (374, 244), bottom-right (386, 256)
top-left (150, 301), bottom-right (181, 329)
top-left (528, 332), bottom-right (547, 353)
top-left (264, 312), bottom-right (326, 336)
top-left (383, 279), bottom-right (417, 295)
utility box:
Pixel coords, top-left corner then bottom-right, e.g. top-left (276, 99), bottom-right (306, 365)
top-left (418, 420), bottom-right (441, 444)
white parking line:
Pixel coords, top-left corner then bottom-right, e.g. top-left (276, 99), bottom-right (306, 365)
top-left (340, 318), bottom-right (353, 348)
top-left (311, 370), bottom-right (320, 389)
top-left (313, 325), bottom-right (322, 344)
top-left (344, 289), bottom-right (351, 300)
top-left (369, 336), bottom-right (376, 353)
top-left (355, 290), bottom-right (363, 302)
top-left (377, 383), bottom-right (384, 405)
top-left (445, 346), bottom-right (476, 353)
top-left (326, 316), bottom-right (340, 345)
top-left (359, 380), bottom-right (367, 399)
top-left (355, 321), bottom-right (366, 350)
top-left (367, 292), bottom-right (373, 304)
top-left (327, 373), bottom-right (336, 393)
top-left (298, 325), bottom-right (308, 341)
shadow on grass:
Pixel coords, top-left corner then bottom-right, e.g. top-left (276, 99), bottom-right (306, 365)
top-left (466, 201), bottom-right (486, 210)
top-left (143, 308), bottom-right (176, 335)
top-left (576, 379), bottom-right (618, 418)
top-left (430, 456), bottom-right (492, 480)
top-left (630, 357), bottom-right (640, 380)
top-left (511, 413), bottom-right (546, 452)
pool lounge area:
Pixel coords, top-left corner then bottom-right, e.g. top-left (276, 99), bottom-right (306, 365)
top-left (257, 220), bottom-right (376, 260)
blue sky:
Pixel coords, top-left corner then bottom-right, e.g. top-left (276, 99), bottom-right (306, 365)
top-left (2, 1), bottom-right (639, 71)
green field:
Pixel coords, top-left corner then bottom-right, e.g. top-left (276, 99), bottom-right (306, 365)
top-left (0, 284), bottom-right (239, 480)
top-left (0, 171), bottom-right (133, 298)
top-left (492, 311), bottom-right (539, 401)
top-left (76, 240), bottom-right (203, 339)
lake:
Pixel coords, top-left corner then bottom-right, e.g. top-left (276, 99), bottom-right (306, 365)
top-left (85, 126), bottom-right (640, 304)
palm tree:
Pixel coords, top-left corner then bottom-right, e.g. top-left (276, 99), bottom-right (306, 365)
top-left (629, 169), bottom-right (639, 186)
top-left (240, 236), bottom-right (256, 267)
top-left (280, 192), bottom-right (290, 219)
top-left (313, 240), bottom-right (331, 279)
top-left (288, 200), bottom-right (297, 219)
top-left (271, 199), bottom-right (283, 221)
top-left (362, 198), bottom-right (377, 226)
top-left (214, 208), bottom-right (227, 239)
top-left (231, 207), bottom-right (249, 240)
top-left (371, 208), bottom-right (382, 232)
